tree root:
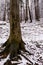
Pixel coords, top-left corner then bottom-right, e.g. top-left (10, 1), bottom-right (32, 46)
top-left (20, 51), bottom-right (33, 65)
top-left (0, 43), bottom-right (10, 58)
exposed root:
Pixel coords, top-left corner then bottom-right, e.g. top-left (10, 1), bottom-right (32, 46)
top-left (0, 43), bottom-right (10, 58)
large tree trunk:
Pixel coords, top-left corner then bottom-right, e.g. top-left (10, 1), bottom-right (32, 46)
top-left (0, 0), bottom-right (25, 59)
top-left (9, 0), bottom-right (25, 59)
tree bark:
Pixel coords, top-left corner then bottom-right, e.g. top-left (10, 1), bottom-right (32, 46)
top-left (0, 0), bottom-right (25, 59)
top-left (28, 0), bottom-right (32, 23)
top-left (34, 0), bottom-right (40, 21)
top-left (25, 0), bottom-right (32, 23)
top-left (25, 0), bottom-right (28, 22)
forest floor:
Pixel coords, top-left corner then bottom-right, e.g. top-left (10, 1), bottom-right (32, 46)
top-left (0, 18), bottom-right (43, 65)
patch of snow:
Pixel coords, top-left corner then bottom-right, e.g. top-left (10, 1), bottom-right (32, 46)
top-left (0, 54), bottom-right (10, 65)
top-left (0, 19), bottom-right (43, 65)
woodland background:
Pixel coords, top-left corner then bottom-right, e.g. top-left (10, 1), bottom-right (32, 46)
top-left (0, 0), bottom-right (43, 65)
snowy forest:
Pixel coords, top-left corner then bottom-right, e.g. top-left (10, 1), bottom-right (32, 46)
top-left (0, 0), bottom-right (43, 65)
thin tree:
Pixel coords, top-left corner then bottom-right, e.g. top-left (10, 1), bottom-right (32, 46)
top-left (3, 8), bottom-right (6, 21)
top-left (28, 0), bottom-right (32, 23)
top-left (34, 0), bottom-right (40, 21)
top-left (25, 0), bottom-right (32, 23)
top-left (19, 0), bottom-right (24, 22)
top-left (20, 1), bottom-right (23, 22)
top-left (25, 0), bottom-right (28, 22)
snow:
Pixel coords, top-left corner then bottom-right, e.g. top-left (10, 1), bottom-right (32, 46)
top-left (0, 19), bottom-right (43, 65)
top-left (17, 55), bottom-right (30, 65)
top-left (20, 19), bottom-right (43, 65)
top-left (11, 55), bottom-right (30, 65)
top-left (0, 0), bottom-right (43, 64)
top-left (21, 20), bottom-right (43, 42)
top-left (0, 54), bottom-right (10, 65)
top-left (0, 21), bottom-right (10, 46)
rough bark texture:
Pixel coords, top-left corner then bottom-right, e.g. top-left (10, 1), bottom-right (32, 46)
top-left (0, 0), bottom-right (25, 59)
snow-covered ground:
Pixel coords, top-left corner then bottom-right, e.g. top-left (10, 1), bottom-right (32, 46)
top-left (0, 18), bottom-right (43, 65)
top-left (20, 19), bottom-right (43, 65)
top-left (0, 21), bottom-right (10, 46)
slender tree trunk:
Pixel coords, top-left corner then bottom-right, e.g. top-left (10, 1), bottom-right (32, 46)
top-left (0, 0), bottom-right (25, 59)
top-left (34, 0), bottom-right (40, 21)
top-left (25, 0), bottom-right (28, 22)
top-left (28, 6), bottom-right (32, 23)
top-left (25, 0), bottom-right (32, 23)
top-left (28, 0), bottom-right (32, 23)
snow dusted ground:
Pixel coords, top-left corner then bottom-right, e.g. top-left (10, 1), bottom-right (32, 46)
top-left (20, 18), bottom-right (43, 65)
top-left (0, 18), bottom-right (43, 65)
top-left (0, 21), bottom-right (10, 46)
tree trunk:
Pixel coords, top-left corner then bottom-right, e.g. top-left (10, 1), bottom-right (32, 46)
top-left (34, 0), bottom-right (40, 21)
top-left (28, 7), bottom-right (32, 23)
top-left (25, 0), bottom-right (28, 22)
top-left (0, 0), bottom-right (25, 59)
top-left (25, 0), bottom-right (32, 23)
top-left (28, 0), bottom-right (32, 23)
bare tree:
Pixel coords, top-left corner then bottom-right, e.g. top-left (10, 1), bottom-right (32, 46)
top-left (3, 5), bottom-right (6, 21)
top-left (34, 0), bottom-right (40, 21)
top-left (0, 0), bottom-right (25, 60)
top-left (25, 0), bottom-right (32, 23)
top-left (25, 0), bottom-right (28, 22)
